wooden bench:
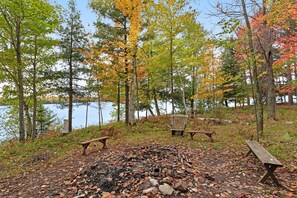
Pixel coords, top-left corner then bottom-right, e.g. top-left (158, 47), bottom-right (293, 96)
top-left (185, 130), bottom-right (214, 142)
top-left (79, 136), bottom-right (109, 155)
top-left (171, 115), bottom-right (188, 136)
top-left (245, 140), bottom-right (283, 185)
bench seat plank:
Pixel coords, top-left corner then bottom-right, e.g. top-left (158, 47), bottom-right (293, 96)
top-left (80, 136), bottom-right (109, 145)
top-left (185, 130), bottom-right (214, 141)
top-left (245, 140), bottom-right (283, 166)
top-left (80, 136), bottom-right (109, 155)
top-left (245, 140), bottom-right (283, 185)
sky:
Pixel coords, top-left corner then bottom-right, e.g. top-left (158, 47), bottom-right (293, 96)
top-left (52, 0), bottom-right (223, 35)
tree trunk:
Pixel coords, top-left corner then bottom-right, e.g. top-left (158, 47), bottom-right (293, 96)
top-left (68, 19), bottom-right (74, 133)
top-left (129, 73), bottom-right (135, 125)
top-left (262, 0), bottom-right (276, 118)
top-left (148, 106), bottom-right (155, 116)
top-left (16, 18), bottom-right (25, 143)
top-left (124, 18), bottom-right (129, 125)
top-left (225, 100), bottom-right (229, 107)
top-left (24, 103), bottom-right (33, 139)
top-left (97, 90), bottom-right (102, 128)
top-left (117, 79), bottom-right (121, 122)
top-left (68, 54), bottom-right (73, 133)
top-left (85, 101), bottom-right (89, 128)
top-left (294, 64), bottom-right (297, 100)
top-left (244, 70), bottom-right (251, 106)
top-left (128, 51), bottom-right (136, 125)
top-left (135, 56), bottom-right (140, 120)
top-left (287, 72), bottom-right (293, 105)
top-left (153, 88), bottom-right (160, 116)
top-left (190, 66), bottom-right (196, 118)
top-left (32, 36), bottom-right (38, 141)
top-left (170, 26), bottom-right (174, 114)
top-left (241, 0), bottom-right (264, 141)
top-left (181, 87), bottom-right (187, 115)
top-left (266, 46), bottom-right (276, 119)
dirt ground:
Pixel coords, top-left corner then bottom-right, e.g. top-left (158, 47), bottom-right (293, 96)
top-left (0, 143), bottom-right (296, 198)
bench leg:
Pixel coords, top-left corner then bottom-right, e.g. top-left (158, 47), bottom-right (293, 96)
top-left (245, 149), bottom-right (252, 157)
top-left (82, 143), bottom-right (90, 156)
top-left (259, 164), bottom-right (280, 186)
top-left (99, 139), bottom-right (107, 149)
top-left (206, 133), bottom-right (213, 142)
top-left (190, 133), bottom-right (195, 140)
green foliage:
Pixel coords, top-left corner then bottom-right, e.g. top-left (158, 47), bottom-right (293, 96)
top-left (0, 105), bottom-right (19, 139)
top-left (57, 0), bottom-right (88, 96)
top-left (0, 103), bottom-right (58, 139)
top-left (217, 18), bottom-right (240, 35)
top-left (220, 38), bottom-right (249, 106)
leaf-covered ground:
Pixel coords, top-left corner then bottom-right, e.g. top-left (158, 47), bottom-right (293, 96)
top-left (0, 143), bottom-right (296, 197)
top-left (0, 106), bottom-right (296, 197)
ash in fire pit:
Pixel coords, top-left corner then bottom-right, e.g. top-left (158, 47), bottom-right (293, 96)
top-left (65, 145), bottom-right (209, 197)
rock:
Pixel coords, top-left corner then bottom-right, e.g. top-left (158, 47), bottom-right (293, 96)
top-left (185, 168), bottom-right (194, 174)
top-left (140, 180), bottom-right (151, 190)
top-left (191, 187), bottom-right (198, 192)
top-left (167, 169), bottom-right (172, 176)
top-left (160, 177), bottom-right (173, 185)
top-left (159, 183), bottom-right (174, 195)
top-left (149, 178), bottom-right (159, 186)
top-left (74, 195), bottom-right (85, 198)
top-left (143, 187), bottom-right (158, 196)
top-left (102, 192), bottom-right (112, 198)
top-left (174, 180), bottom-right (188, 192)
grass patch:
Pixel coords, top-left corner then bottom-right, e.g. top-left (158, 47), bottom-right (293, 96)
top-left (0, 105), bottom-right (296, 179)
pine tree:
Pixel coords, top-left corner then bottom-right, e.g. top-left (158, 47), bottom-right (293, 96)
top-left (59, 0), bottom-right (87, 133)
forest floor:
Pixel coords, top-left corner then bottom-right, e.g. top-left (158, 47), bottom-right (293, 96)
top-left (0, 105), bottom-right (296, 197)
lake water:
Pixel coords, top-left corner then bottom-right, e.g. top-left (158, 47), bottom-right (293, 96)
top-left (0, 102), bottom-right (115, 141)
top-left (0, 102), bottom-right (170, 142)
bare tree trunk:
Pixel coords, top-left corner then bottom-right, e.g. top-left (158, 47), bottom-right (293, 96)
top-left (241, 0), bottom-right (264, 141)
top-left (97, 92), bottom-right (102, 128)
top-left (24, 103), bottom-right (32, 139)
top-left (170, 27), bottom-right (174, 114)
top-left (16, 19), bottom-right (25, 143)
top-left (148, 107), bottom-right (155, 116)
top-left (85, 100), bottom-right (89, 128)
top-left (266, 52), bottom-right (276, 118)
top-left (68, 55), bottom-right (73, 133)
top-left (260, 0), bottom-right (276, 118)
top-left (117, 79), bottom-right (121, 122)
top-left (124, 18), bottom-right (129, 125)
top-left (68, 18), bottom-right (74, 133)
top-left (129, 51), bottom-right (136, 125)
top-left (135, 60), bottom-right (140, 120)
top-left (153, 88), bottom-right (160, 116)
top-left (293, 64), bottom-right (297, 102)
top-left (244, 70), bottom-right (251, 106)
top-left (287, 71), bottom-right (293, 105)
top-left (32, 36), bottom-right (38, 141)
top-left (190, 66), bottom-right (196, 118)
top-left (129, 73), bottom-right (135, 125)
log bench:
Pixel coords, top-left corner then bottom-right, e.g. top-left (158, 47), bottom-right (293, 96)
top-left (79, 136), bottom-right (109, 156)
top-left (185, 130), bottom-right (214, 142)
top-left (245, 140), bottom-right (283, 185)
